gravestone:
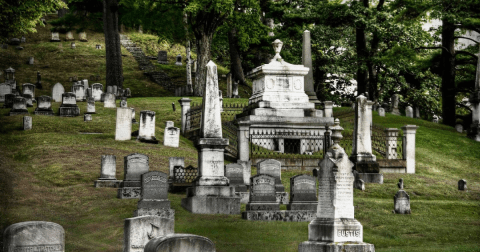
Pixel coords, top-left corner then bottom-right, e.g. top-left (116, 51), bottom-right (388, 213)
top-left (34, 95), bottom-right (54, 115)
top-left (394, 178), bottom-right (411, 214)
top-left (120, 97), bottom-right (127, 108)
top-left (58, 92), bottom-right (80, 117)
top-left (65, 31), bottom-right (74, 41)
top-left (134, 171), bottom-right (173, 217)
top-left (391, 94), bottom-right (401, 115)
top-left (104, 93), bottom-right (116, 108)
top-left (72, 83), bottom-right (86, 101)
top-left (51, 32), bottom-right (61, 42)
top-left (163, 121), bottom-right (180, 147)
top-left (9, 97), bottom-right (29, 115)
top-left (0, 83), bottom-right (12, 102)
top-left (455, 124), bottom-right (463, 133)
top-left (131, 107), bottom-right (137, 123)
top-left (3, 221), bottom-right (65, 252)
top-left (23, 94), bottom-right (33, 107)
top-left (257, 159), bottom-right (284, 192)
top-left (232, 80), bottom-right (239, 98)
top-left (82, 79), bottom-right (89, 90)
top-left (144, 234), bottom-right (216, 252)
top-left (116, 107), bottom-right (133, 141)
top-left (23, 116), bottom-right (32, 130)
top-left (21, 36), bottom-right (25, 43)
top-left (94, 155), bottom-right (121, 187)
top-left (157, 51), bottom-right (168, 64)
top-left (91, 83), bottom-right (103, 101)
top-left (287, 174), bottom-right (317, 210)
top-left (71, 42), bottom-right (75, 49)
top-left (433, 115), bottom-right (439, 123)
top-left (79, 31), bottom-right (87, 42)
top-left (51, 83), bottom-right (65, 102)
top-left (27, 56), bottom-right (34, 65)
top-left (405, 106), bottom-right (413, 118)
top-left (138, 111), bottom-right (158, 144)
top-left (86, 97), bottom-right (95, 114)
top-left (378, 107), bottom-right (385, 117)
top-left (246, 174), bottom-right (279, 211)
top-left (84, 114), bottom-right (92, 121)
top-left (125, 88), bottom-right (132, 97)
top-left (118, 153), bottom-right (149, 199)
top-left (175, 54), bottom-right (182, 66)
top-left (458, 179), bottom-right (467, 191)
top-left (22, 83), bottom-right (35, 101)
top-left (3, 94), bottom-right (15, 108)
top-left (123, 216), bottom-right (174, 252)
top-left (86, 87), bottom-right (92, 98)
top-left (192, 60), bottom-right (197, 73)
top-left (225, 163), bottom-right (247, 192)
top-left (112, 85), bottom-right (118, 96)
top-left (168, 157), bottom-right (185, 181)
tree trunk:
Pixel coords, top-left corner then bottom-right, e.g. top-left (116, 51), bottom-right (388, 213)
top-left (441, 19), bottom-right (456, 126)
top-left (184, 13), bottom-right (193, 94)
top-left (103, 0), bottom-right (123, 89)
top-left (367, 63), bottom-right (377, 101)
top-left (228, 28), bottom-right (247, 86)
top-left (194, 29), bottom-right (213, 97)
top-left (356, 26), bottom-right (368, 96)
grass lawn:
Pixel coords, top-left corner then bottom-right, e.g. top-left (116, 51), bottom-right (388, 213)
top-left (0, 97), bottom-right (479, 252)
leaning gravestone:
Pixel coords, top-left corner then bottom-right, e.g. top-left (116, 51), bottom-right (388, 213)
top-left (91, 83), bottom-right (103, 101)
top-left (257, 159), bottom-right (284, 192)
top-left (23, 116), bottom-right (32, 130)
top-left (34, 95), bottom-right (54, 115)
top-left (175, 54), bottom-right (182, 66)
top-left (9, 97), bottom-right (29, 116)
top-left (246, 174), bottom-right (279, 211)
top-left (86, 97), bottom-right (95, 114)
top-left (115, 107), bottom-right (133, 141)
top-left (144, 234), bottom-right (216, 252)
top-left (0, 83), bottom-right (12, 102)
top-left (134, 171), bottom-right (175, 217)
top-left (94, 155), bottom-right (121, 187)
top-left (394, 178), bottom-right (411, 214)
top-left (123, 215), bottom-right (174, 252)
top-left (52, 83), bottom-right (65, 102)
top-left (59, 92), bottom-right (80, 117)
top-left (378, 107), bottom-right (385, 117)
top-left (104, 93), bottom-right (116, 108)
top-left (458, 179), bottom-right (467, 191)
top-left (138, 111), bottom-right (158, 144)
top-left (3, 221), bottom-right (65, 252)
top-left (225, 163), bottom-right (247, 192)
top-left (287, 174), bottom-right (317, 210)
top-left (157, 51), bottom-right (168, 64)
top-left (50, 32), bottom-right (61, 42)
top-left (163, 121), bottom-right (180, 147)
top-left (118, 153), bottom-right (149, 199)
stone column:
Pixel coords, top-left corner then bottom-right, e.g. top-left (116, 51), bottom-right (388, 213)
top-left (227, 72), bottom-right (232, 98)
top-left (324, 101), bottom-right (333, 117)
top-left (178, 97), bottom-right (192, 135)
top-left (237, 123), bottom-right (250, 162)
top-left (401, 125), bottom-right (418, 174)
top-left (303, 30), bottom-right (320, 105)
top-left (384, 128), bottom-right (399, 159)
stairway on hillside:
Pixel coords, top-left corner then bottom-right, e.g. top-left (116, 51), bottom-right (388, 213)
top-left (119, 34), bottom-right (174, 90)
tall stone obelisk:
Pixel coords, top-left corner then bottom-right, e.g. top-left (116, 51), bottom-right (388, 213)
top-left (303, 30), bottom-right (320, 105)
top-left (181, 61), bottom-right (240, 214)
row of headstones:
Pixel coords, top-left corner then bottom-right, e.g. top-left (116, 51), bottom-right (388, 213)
top-left (2, 37), bottom-right (26, 50)
top-left (3, 221), bottom-right (215, 252)
top-left (50, 31), bottom-right (87, 42)
top-left (157, 51), bottom-right (191, 69)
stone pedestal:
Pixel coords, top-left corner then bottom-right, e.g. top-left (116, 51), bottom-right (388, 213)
top-left (58, 92), bottom-right (80, 117)
top-left (9, 97), bottom-right (29, 115)
top-left (94, 155), bottom-right (121, 188)
top-left (34, 95), bottom-right (54, 115)
top-left (181, 186), bottom-right (240, 214)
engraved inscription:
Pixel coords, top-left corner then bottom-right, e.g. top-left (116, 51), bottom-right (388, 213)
top-left (144, 175), bottom-right (167, 184)
top-left (14, 244), bottom-right (63, 252)
top-left (337, 230), bottom-right (360, 237)
top-left (276, 77), bottom-right (289, 89)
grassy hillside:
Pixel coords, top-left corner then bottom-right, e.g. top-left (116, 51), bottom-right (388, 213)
top-left (0, 98), bottom-right (479, 252)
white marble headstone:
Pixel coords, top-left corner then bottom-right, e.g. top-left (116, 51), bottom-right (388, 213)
top-left (52, 83), bottom-right (65, 102)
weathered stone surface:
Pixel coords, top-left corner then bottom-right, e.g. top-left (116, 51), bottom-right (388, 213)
top-left (59, 92), bottom-right (80, 117)
top-left (138, 110), bottom-right (158, 143)
top-left (23, 116), bottom-right (32, 130)
top-left (455, 124), bottom-right (463, 133)
top-left (144, 234), bottom-right (215, 252)
top-left (79, 31), bottom-right (87, 42)
top-left (458, 179), bottom-right (467, 190)
top-left (3, 221), bottom-right (65, 252)
top-left (257, 159), bottom-right (284, 192)
top-left (394, 190), bottom-right (411, 214)
top-left (287, 174), bottom-right (317, 210)
top-left (94, 155), bottom-right (121, 188)
top-left (242, 210), bottom-right (316, 222)
top-left (225, 163), bottom-right (246, 192)
top-left (22, 83), bottom-right (35, 99)
top-left (354, 178), bottom-right (365, 191)
top-left (181, 195), bottom-right (240, 214)
top-left (23, 94), bottom-right (33, 107)
top-left (104, 93), bottom-right (116, 108)
top-left (51, 32), bottom-right (61, 42)
top-left (163, 121), bottom-right (180, 147)
top-left (391, 94), bottom-right (400, 115)
top-left (91, 83), bottom-right (103, 101)
top-left (65, 31), bottom-right (74, 41)
top-left (9, 97), bottom-right (29, 115)
top-left (123, 216), bottom-right (174, 252)
top-left (116, 107), bottom-right (133, 141)
top-left (157, 51), bottom-right (168, 64)
top-left (84, 114), bottom-right (92, 121)
top-left (137, 171), bottom-right (170, 209)
top-left (118, 187), bottom-right (141, 199)
top-left (378, 107), bottom-right (385, 117)
top-left (34, 95), bottom-right (54, 115)
top-left (3, 94), bottom-right (15, 108)
top-left (405, 106), bottom-right (413, 118)
top-left (0, 83), bottom-right (12, 102)
top-left (298, 242), bottom-right (375, 252)
top-left (246, 174), bottom-right (279, 211)
top-left (401, 125), bottom-right (419, 174)
top-left (133, 208), bottom-right (175, 218)
top-left (86, 97), bottom-right (95, 114)
top-left (200, 61), bottom-right (223, 138)
top-left (123, 153), bottom-right (149, 184)
top-left (51, 83), bottom-right (65, 102)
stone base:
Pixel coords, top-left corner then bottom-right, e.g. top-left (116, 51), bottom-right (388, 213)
top-left (117, 187), bottom-right (141, 199)
top-left (246, 202), bottom-right (279, 211)
top-left (234, 184), bottom-right (248, 192)
top-left (137, 137), bottom-right (159, 144)
top-left (94, 179), bottom-right (121, 188)
top-left (276, 192), bottom-right (289, 204)
top-left (308, 218), bottom-right (363, 243)
top-left (195, 176), bottom-right (229, 186)
top-left (352, 160), bottom-right (379, 173)
top-left (121, 180), bottom-right (141, 187)
top-left (34, 110), bottom-right (54, 115)
top-left (9, 110), bottom-right (29, 116)
top-left (355, 173), bottom-right (383, 184)
top-left (181, 195), bottom-right (240, 214)
top-left (287, 202), bottom-right (317, 211)
top-left (242, 210), bottom-right (316, 222)
top-left (235, 192), bottom-right (249, 204)
top-left (134, 208), bottom-right (175, 219)
top-left (298, 242), bottom-right (375, 252)
top-left (235, 192), bottom-right (288, 204)
top-left (186, 185), bottom-right (235, 197)
top-left (59, 106), bottom-right (80, 117)
top-left (138, 199), bottom-right (171, 209)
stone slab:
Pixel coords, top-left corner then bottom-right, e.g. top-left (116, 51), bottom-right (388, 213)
top-left (117, 187), bottom-right (141, 199)
top-left (181, 195), bottom-right (240, 214)
top-left (58, 107), bottom-right (80, 117)
top-left (246, 202), bottom-right (279, 211)
top-left (298, 242), bottom-right (375, 252)
top-left (241, 210), bottom-right (316, 222)
top-left (94, 179), bottom-right (121, 188)
top-left (308, 218), bottom-right (363, 243)
top-left (123, 215), bottom-right (174, 252)
top-left (235, 192), bottom-right (249, 204)
top-left (287, 202), bottom-right (317, 211)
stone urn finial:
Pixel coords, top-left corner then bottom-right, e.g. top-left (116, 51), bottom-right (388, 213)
top-left (271, 39), bottom-right (283, 62)
top-left (331, 118), bottom-right (344, 145)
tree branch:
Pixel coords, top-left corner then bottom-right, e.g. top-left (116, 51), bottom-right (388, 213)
top-left (455, 36), bottom-right (479, 44)
top-left (455, 50), bottom-right (478, 60)
top-left (416, 46), bottom-right (453, 56)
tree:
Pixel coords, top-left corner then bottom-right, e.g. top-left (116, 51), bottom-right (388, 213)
top-left (104, 0), bottom-right (123, 88)
top-left (0, 0), bottom-right (66, 41)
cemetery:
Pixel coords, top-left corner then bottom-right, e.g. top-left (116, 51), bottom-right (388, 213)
top-left (0, 3), bottom-right (480, 252)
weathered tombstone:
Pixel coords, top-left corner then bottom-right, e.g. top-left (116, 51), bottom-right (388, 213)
top-left (79, 31), bottom-right (87, 42)
top-left (3, 221), bottom-right (65, 252)
top-left (3, 94), bottom-right (15, 108)
top-left (27, 56), bottom-right (34, 65)
top-left (378, 107), bottom-right (385, 117)
top-left (123, 216), bottom-right (174, 252)
top-left (455, 124), bottom-right (463, 133)
top-left (131, 107), bottom-right (137, 123)
top-left (257, 159), bottom-right (284, 192)
top-left (192, 60), bottom-right (197, 73)
top-left (157, 51), bottom-right (168, 64)
top-left (104, 93), bottom-right (116, 108)
top-left (94, 155), bottom-right (121, 187)
top-left (125, 88), bottom-right (132, 97)
top-left (23, 94), bottom-right (33, 107)
top-left (163, 121), bottom-right (180, 147)
top-left (51, 32), bottom-right (61, 42)
top-left (34, 95), bottom-right (54, 115)
top-left (115, 107), bottom-right (133, 141)
top-left (225, 163), bottom-right (247, 192)
top-left (134, 171), bottom-right (172, 216)
top-left (82, 79), bottom-right (89, 90)
top-left (91, 83), bottom-right (103, 101)
top-left (58, 92), bottom-right (80, 117)
top-left (175, 54), bottom-right (182, 66)
top-left (72, 83), bottom-right (86, 101)
top-left (458, 179), bottom-right (467, 191)
top-left (112, 85), bottom-right (118, 95)
top-left (118, 153), bottom-right (150, 199)
top-left (138, 110), bottom-right (158, 144)
top-left (22, 83), bottom-right (35, 100)
top-left (246, 174), bottom-right (279, 211)
top-left (405, 106), bottom-right (413, 118)
top-left (23, 116), bottom-right (32, 130)
top-left (415, 107), bottom-right (421, 118)
top-left (312, 168), bottom-right (319, 177)
top-left (51, 83), bottom-right (65, 102)
top-left (0, 83), bottom-right (12, 102)
top-left (84, 114), bottom-right (92, 121)
top-left (287, 174), bottom-right (317, 210)
top-left (120, 97), bottom-right (127, 108)
top-left (393, 178), bottom-right (411, 214)
top-left (391, 94), bottom-right (400, 115)
top-left (9, 97), bottom-right (29, 115)
top-left (65, 31), bottom-right (74, 41)
top-left (144, 234), bottom-right (216, 252)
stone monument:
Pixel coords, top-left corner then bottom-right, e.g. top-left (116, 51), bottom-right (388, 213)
top-left (51, 32), bottom-right (61, 42)
top-left (91, 83), bottom-right (103, 101)
top-left (52, 83), bottom-right (65, 102)
top-left (59, 92), bottom-right (80, 117)
top-left (3, 221), bottom-right (65, 252)
top-left (302, 30), bottom-right (320, 105)
top-left (118, 153), bottom-right (150, 199)
top-left (144, 234), bottom-right (216, 252)
top-left (86, 97), bottom-right (95, 114)
top-left (458, 179), bottom-right (467, 191)
top-left (378, 107), bottom-right (385, 117)
top-left (287, 174), bottom-right (317, 210)
top-left (157, 51), bottom-right (168, 64)
top-left (138, 111), bottom-right (158, 144)
top-left (9, 97), bottom-right (29, 116)
top-left (257, 159), bottom-right (289, 204)
top-left (116, 107), bottom-right (132, 141)
top-left (94, 155), bottom-right (121, 188)
top-left (134, 171), bottom-right (175, 218)
top-left (391, 94), bottom-right (401, 115)
top-left (23, 116), bottom-right (32, 130)
top-left (0, 83), bottom-right (12, 102)
top-left (79, 31), bottom-right (87, 42)
top-left (123, 215), bottom-right (174, 252)
top-left (163, 121), bottom-right (180, 147)
top-left (393, 178), bottom-right (411, 214)
top-left (405, 106), bottom-right (413, 118)
top-left (34, 95), bottom-right (54, 115)
top-left (175, 54), bottom-right (182, 66)
top-left (104, 93), bottom-right (116, 108)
